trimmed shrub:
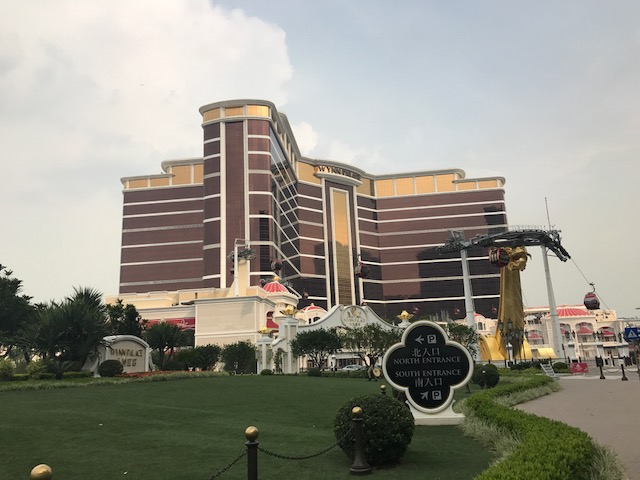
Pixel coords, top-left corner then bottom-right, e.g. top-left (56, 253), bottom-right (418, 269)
top-left (260, 369), bottom-right (274, 375)
top-left (27, 360), bottom-right (47, 380)
top-left (163, 359), bottom-right (186, 371)
top-left (334, 393), bottom-right (415, 467)
top-left (509, 361), bottom-right (533, 371)
top-left (325, 369), bottom-right (368, 379)
top-left (464, 377), bottom-right (596, 480)
top-left (0, 358), bottom-right (16, 380)
top-left (553, 361), bottom-right (569, 373)
top-left (46, 359), bottom-right (78, 380)
top-left (63, 371), bottom-right (93, 379)
top-left (174, 348), bottom-right (197, 369)
top-left (98, 360), bottom-right (124, 378)
top-left (472, 363), bottom-right (499, 388)
top-left (307, 367), bottom-right (322, 377)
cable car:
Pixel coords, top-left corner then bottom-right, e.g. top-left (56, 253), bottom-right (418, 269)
top-left (489, 248), bottom-right (510, 267)
top-left (584, 292), bottom-right (600, 310)
top-left (354, 262), bottom-right (369, 278)
top-left (583, 283), bottom-right (600, 310)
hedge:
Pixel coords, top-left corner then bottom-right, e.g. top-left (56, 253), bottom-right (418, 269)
top-left (465, 376), bottom-right (596, 480)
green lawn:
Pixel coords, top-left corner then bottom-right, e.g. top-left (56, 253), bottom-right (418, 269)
top-left (1, 375), bottom-right (492, 480)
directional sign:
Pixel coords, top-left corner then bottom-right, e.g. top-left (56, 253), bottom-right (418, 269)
top-left (624, 327), bottom-right (639, 341)
top-left (383, 321), bottom-right (472, 413)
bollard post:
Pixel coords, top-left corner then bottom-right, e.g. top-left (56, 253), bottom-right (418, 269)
top-left (599, 364), bottom-right (606, 380)
top-left (380, 384), bottom-right (386, 396)
top-left (30, 464), bottom-right (52, 480)
top-left (350, 407), bottom-right (372, 475)
top-left (621, 363), bottom-right (628, 381)
top-left (29, 463), bottom-right (53, 480)
top-left (245, 426), bottom-right (259, 480)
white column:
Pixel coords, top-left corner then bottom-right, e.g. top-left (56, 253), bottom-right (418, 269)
top-left (542, 246), bottom-right (563, 358)
top-left (460, 248), bottom-right (476, 329)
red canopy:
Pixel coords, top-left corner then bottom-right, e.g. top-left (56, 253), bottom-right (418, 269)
top-left (146, 317), bottom-right (195, 330)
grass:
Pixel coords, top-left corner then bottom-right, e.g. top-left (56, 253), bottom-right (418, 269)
top-left (0, 375), bottom-right (492, 480)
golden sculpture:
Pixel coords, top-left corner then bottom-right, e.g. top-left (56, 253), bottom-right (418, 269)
top-left (396, 310), bottom-right (414, 322)
top-left (494, 246), bottom-right (529, 360)
top-left (280, 304), bottom-right (298, 317)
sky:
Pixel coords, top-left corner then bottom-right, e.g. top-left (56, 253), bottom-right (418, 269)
top-left (1, 1), bottom-right (639, 318)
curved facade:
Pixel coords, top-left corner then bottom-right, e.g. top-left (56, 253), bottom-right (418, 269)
top-left (119, 99), bottom-right (508, 319)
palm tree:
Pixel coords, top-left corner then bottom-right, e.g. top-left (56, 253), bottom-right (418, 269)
top-left (60, 287), bottom-right (110, 368)
top-left (143, 322), bottom-right (186, 369)
top-left (28, 302), bottom-right (67, 362)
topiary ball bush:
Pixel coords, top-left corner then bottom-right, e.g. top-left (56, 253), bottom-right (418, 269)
top-left (98, 360), bottom-right (124, 377)
top-left (260, 369), bottom-right (274, 375)
top-left (307, 367), bottom-right (322, 377)
top-left (334, 393), bottom-right (415, 467)
top-left (472, 363), bottom-right (499, 388)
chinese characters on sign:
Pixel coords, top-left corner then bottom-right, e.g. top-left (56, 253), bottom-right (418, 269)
top-left (383, 322), bottom-right (472, 412)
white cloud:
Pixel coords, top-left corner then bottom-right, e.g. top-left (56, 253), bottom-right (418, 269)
top-left (0, 1), bottom-right (293, 302)
top-left (290, 121), bottom-right (318, 155)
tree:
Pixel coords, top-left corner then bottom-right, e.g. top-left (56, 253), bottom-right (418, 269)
top-left (290, 328), bottom-right (342, 369)
top-left (0, 264), bottom-right (35, 357)
top-left (192, 344), bottom-right (222, 370)
top-left (175, 344), bottom-right (222, 371)
top-left (106, 300), bottom-right (146, 336)
top-left (444, 322), bottom-right (478, 359)
top-left (24, 302), bottom-right (67, 362)
top-left (22, 288), bottom-right (109, 370)
top-left (60, 287), bottom-right (110, 368)
top-left (221, 340), bottom-right (256, 374)
top-left (444, 322), bottom-right (478, 393)
top-left (143, 322), bottom-right (187, 369)
top-left (340, 323), bottom-right (402, 366)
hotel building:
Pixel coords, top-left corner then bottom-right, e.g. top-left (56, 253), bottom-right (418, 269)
top-left (118, 99), bottom-right (508, 321)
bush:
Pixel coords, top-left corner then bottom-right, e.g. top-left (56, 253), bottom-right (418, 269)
top-left (174, 348), bottom-right (197, 368)
top-left (46, 359), bottom-right (78, 380)
top-left (192, 344), bottom-right (222, 371)
top-left (510, 361), bottom-right (534, 371)
top-left (27, 360), bottom-right (47, 380)
top-left (334, 393), bottom-right (415, 467)
top-left (98, 360), bottom-right (124, 378)
top-left (260, 369), bottom-right (274, 375)
top-left (464, 377), bottom-right (597, 479)
top-left (63, 371), bottom-right (93, 379)
top-left (325, 369), bottom-right (368, 379)
top-left (0, 358), bottom-right (16, 380)
top-left (472, 363), bottom-right (499, 388)
top-left (553, 361), bottom-right (569, 373)
top-left (307, 367), bottom-right (322, 377)
top-left (163, 359), bottom-right (186, 371)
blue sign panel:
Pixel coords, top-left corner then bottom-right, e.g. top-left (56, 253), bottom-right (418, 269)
top-left (624, 327), bottom-right (639, 341)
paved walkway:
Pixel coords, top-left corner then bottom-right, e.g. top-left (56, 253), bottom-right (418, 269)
top-left (516, 369), bottom-right (640, 480)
